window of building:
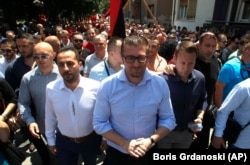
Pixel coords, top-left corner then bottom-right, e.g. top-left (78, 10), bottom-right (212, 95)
top-left (147, 4), bottom-right (155, 18)
top-left (239, 0), bottom-right (250, 21)
top-left (177, 0), bottom-right (197, 20)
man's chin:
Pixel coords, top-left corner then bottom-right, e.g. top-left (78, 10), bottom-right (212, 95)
top-left (63, 74), bottom-right (73, 79)
top-left (131, 72), bottom-right (144, 78)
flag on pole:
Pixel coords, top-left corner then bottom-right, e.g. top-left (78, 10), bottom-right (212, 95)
top-left (110, 0), bottom-right (127, 38)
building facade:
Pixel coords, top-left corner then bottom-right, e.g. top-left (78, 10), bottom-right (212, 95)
top-left (123, 0), bottom-right (250, 35)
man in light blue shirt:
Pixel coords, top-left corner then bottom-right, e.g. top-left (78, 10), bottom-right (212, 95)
top-left (83, 34), bottom-right (108, 77)
top-left (18, 42), bottom-right (61, 165)
top-left (89, 36), bottom-right (123, 160)
top-left (89, 36), bottom-right (123, 82)
top-left (93, 35), bottom-right (176, 165)
top-left (211, 78), bottom-right (250, 149)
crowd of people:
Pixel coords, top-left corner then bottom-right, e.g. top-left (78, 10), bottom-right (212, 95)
top-left (0, 18), bottom-right (249, 165)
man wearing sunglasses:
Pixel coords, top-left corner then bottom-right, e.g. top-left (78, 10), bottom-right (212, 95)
top-left (0, 39), bottom-right (19, 78)
top-left (214, 40), bottom-right (250, 113)
top-left (71, 33), bottom-right (91, 75)
top-left (227, 33), bottom-right (250, 61)
top-left (220, 35), bottom-right (241, 64)
top-left (18, 42), bottom-right (61, 165)
top-left (93, 35), bottom-right (176, 164)
top-left (215, 37), bottom-right (250, 107)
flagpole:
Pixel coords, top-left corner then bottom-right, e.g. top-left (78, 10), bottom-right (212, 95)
top-left (142, 0), bottom-right (163, 33)
top-left (123, 0), bottom-right (130, 9)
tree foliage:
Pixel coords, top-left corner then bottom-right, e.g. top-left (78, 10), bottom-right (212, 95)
top-left (0, 0), bottom-right (110, 31)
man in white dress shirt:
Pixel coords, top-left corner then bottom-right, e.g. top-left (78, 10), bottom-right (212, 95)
top-left (45, 46), bottom-right (101, 165)
top-left (0, 39), bottom-right (19, 78)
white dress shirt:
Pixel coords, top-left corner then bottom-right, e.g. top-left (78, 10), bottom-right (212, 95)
top-left (45, 76), bottom-right (100, 146)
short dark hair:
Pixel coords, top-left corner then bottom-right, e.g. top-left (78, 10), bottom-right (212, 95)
top-left (16, 33), bottom-right (35, 44)
top-left (57, 45), bottom-right (80, 61)
top-left (158, 40), bottom-right (177, 62)
top-left (107, 36), bottom-right (123, 52)
top-left (239, 33), bottom-right (250, 45)
top-left (0, 39), bottom-right (16, 49)
top-left (175, 40), bottom-right (198, 57)
top-left (199, 32), bottom-right (217, 44)
top-left (121, 35), bottom-right (149, 56)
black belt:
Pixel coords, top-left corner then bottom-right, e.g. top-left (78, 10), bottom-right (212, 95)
top-left (60, 131), bottom-right (95, 143)
top-left (173, 126), bottom-right (188, 132)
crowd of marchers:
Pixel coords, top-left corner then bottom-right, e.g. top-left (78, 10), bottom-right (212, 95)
top-left (0, 19), bottom-right (250, 165)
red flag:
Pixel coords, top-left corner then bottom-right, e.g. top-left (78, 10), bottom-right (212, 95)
top-left (110, 0), bottom-right (127, 38)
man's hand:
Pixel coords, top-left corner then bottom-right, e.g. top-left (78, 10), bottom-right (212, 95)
top-left (100, 139), bottom-right (108, 151)
top-left (48, 145), bottom-right (57, 155)
top-left (211, 136), bottom-right (226, 149)
top-left (164, 64), bottom-right (176, 75)
top-left (126, 138), bottom-right (152, 158)
top-left (28, 123), bottom-right (40, 139)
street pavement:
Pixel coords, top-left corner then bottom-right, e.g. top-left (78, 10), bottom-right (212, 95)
top-left (13, 130), bottom-right (104, 165)
top-left (19, 139), bottom-right (105, 165)
top-left (16, 128), bottom-right (214, 164)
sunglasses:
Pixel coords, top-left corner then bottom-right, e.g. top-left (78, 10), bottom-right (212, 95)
top-left (215, 50), bottom-right (220, 53)
top-left (74, 39), bottom-right (83, 43)
top-left (239, 40), bottom-right (249, 45)
top-left (33, 54), bottom-right (50, 60)
top-left (222, 40), bottom-right (228, 44)
top-left (199, 32), bottom-right (217, 41)
top-left (1, 49), bottom-right (13, 54)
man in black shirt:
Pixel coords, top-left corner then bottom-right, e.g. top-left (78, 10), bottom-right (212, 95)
top-left (5, 33), bottom-right (35, 94)
top-left (4, 33), bottom-right (36, 152)
top-left (190, 32), bottom-right (221, 149)
top-left (71, 32), bottom-right (91, 75)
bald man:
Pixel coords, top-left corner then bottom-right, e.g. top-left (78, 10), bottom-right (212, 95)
top-left (18, 42), bottom-right (61, 165)
top-left (44, 36), bottom-right (61, 60)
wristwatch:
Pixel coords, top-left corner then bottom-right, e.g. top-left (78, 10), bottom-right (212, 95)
top-left (149, 136), bottom-right (155, 147)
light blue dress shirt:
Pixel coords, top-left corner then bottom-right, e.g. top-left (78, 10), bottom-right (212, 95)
top-left (18, 65), bottom-right (61, 134)
top-left (93, 69), bottom-right (176, 153)
top-left (84, 51), bottom-right (108, 75)
top-left (89, 59), bottom-right (124, 82)
top-left (214, 78), bottom-right (250, 148)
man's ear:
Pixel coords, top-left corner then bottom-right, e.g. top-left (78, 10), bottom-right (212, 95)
top-left (173, 53), bottom-right (177, 61)
top-left (196, 42), bottom-right (201, 49)
top-left (79, 61), bottom-right (82, 67)
top-left (52, 52), bottom-right (57, 59)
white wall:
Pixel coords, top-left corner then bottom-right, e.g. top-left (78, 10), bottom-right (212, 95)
top-left (173, 0), bottom-right (215, 31)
